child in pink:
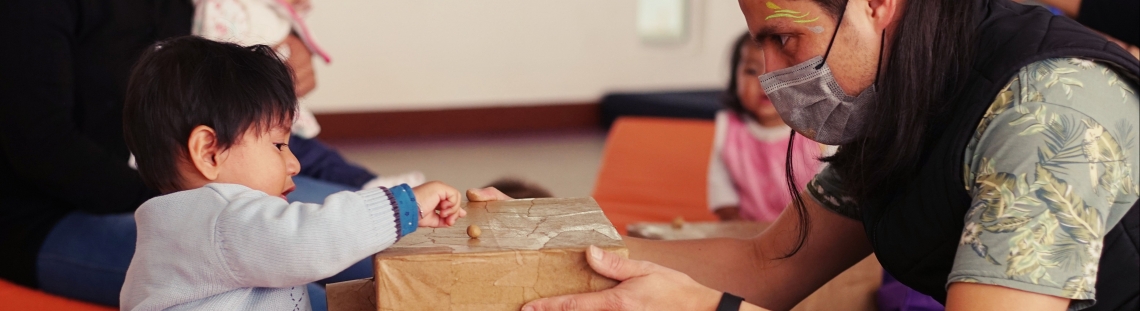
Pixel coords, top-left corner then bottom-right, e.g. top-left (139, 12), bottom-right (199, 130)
top-left (707, 32), bottom-right (831, 222)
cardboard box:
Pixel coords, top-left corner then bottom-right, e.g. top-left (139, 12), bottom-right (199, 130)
top-left (328, 197), bottom-right (627, 311)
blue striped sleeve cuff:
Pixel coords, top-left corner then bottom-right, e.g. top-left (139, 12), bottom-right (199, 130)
top-left (385, 184), bottom-right (419, 237)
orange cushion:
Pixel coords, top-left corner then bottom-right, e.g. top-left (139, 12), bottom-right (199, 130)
top-left (593, 117), bottom-right (719, 234)
top-left (0, 279), bottom-right (116, 311)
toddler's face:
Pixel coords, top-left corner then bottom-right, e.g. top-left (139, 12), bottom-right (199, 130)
top-left (214, 126), bottom-right (300, 199)
top-left (736, 43), bottom-right (781, 124)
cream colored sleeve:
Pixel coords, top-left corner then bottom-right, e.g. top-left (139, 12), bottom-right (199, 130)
top-left (708, 111), bottom-right (740, 211)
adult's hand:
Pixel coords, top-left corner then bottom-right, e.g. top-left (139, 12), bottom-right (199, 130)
top-left (1019, 0), bottom-right (1139, 57)
top-left (1090, 28), bottom-right (1140, 59)
top-left (279, 34), bottom-right (316, 98)
top-left (287, 0), bottom-right (311, 13)
top-left (521, 245), bottom-right (721, 311)
top-left (466, 186), bottom-right (514, 201)
top-left (1024, 0), bottom-right (1081, 17)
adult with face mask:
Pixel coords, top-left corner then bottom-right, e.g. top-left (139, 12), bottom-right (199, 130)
top-left (518, 0), bottom-right (1139, 310)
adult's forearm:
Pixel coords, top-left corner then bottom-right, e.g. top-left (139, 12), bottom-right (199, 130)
top-left (625, 231), bottom-right (821, 309)
top-left (624, 194), bottom-right (874, 310)
top-left (626, 236), bottom-right (768, 299)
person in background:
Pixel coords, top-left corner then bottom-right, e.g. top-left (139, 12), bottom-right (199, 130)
top-left (189, 0), bottom-right (427, 202)
top-left (0, 0), bottom-right (415, 308)
top-left (1019, 0), bottom-right (1139, 58)
top-left (707, 32), bottom-right (830, 222)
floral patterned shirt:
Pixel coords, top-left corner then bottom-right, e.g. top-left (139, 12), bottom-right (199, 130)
top-left (806, 58), bottom-right (1139, 310)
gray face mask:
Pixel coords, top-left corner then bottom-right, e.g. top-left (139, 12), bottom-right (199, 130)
top-left (758, 56), bottom-right (876, 145)
top-left (756, 7), bottom-right (883, 145)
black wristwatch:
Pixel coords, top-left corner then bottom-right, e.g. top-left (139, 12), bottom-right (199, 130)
top-left (716, 292), bottom-right (745, 311)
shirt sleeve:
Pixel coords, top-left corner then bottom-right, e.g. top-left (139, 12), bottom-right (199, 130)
top-left (805, 166), bottom-right (861, 220)
top-left (708, 111), bottom-right (741, 211)
top-left (950, 58), bottom-right (1140, 310)
top-left (211, 185), bottom-right (415, 287)
top-left (0, 0), bottom-right (156, 213)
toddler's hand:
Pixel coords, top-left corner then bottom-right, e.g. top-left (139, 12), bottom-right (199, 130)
top-left (412, 181), bottom-right (466, 228)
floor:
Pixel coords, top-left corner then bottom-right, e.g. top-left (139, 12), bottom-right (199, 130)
top-left (328, 129), bottom-right (609, 198)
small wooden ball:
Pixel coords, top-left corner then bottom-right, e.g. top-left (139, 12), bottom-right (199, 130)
top-left (467, 225), bottom-right (482, 239)
top-left (671, 216), bottom-right (685, 229)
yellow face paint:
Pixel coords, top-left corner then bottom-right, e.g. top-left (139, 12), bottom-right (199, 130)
top-left (764, 2), bottom-right (821, 24)
top-left (764, 1), bottom-right (824, 33)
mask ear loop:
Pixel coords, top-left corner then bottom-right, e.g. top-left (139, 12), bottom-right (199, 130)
top-left (816, 5), bottom-right (848, 70)
top-left (872, 29), bottom-right (885, 87)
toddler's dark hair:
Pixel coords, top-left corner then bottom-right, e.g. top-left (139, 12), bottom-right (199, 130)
top-left (123, 36), bottom-right (297, 193)
top-left (722, 31), bottom-right (754, 116)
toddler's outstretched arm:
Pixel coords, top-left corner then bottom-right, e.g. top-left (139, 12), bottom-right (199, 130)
top-left (209, 185), bottom-right (416, 288)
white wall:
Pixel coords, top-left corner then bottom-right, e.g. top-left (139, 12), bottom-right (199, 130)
top-left (304, 0), bottom-right (748, 113)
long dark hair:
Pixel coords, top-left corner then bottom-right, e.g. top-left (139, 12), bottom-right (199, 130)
top-left (722, 30), bottom-right (817, 258)
top-left (781, 0), bottom-right (979, 255)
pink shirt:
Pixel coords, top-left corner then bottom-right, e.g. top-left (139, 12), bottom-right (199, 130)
top-left (708, 111), bottom-right (825, 221)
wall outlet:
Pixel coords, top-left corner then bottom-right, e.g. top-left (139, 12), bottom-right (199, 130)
top-left (637, 0), bottom-right (688, 43)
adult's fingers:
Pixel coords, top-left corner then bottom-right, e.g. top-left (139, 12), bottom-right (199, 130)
top-left (466, 187), bottom-right (514, 201)
top-left (295, 76), bottom-right (315, 97)
top-left (292, 62), bottom-right (315, 97)
top-left (583, 245), bottom-right (656, 282)
top-left (521, 290), bottom-right (627, 311)
top-left (287, 0), bottom-right (311, 11)
top-left (282, 34), bottom-right (316, 97)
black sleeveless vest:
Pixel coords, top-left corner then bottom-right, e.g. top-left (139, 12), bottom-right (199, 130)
top-left (862, 0), bottom-right (1140, 309)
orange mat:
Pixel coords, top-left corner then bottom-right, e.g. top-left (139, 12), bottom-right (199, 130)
top-left (0, 279), bottom-right (116, 311)
top-left (593, 117), bottom-right (719, 234)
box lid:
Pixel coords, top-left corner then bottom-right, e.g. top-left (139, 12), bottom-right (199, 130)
top-left (375, 197), bottom-right (624, 258)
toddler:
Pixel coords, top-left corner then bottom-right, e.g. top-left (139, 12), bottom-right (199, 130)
top-left (707, 32), bottom-right (832, 221)
top-left (119, 36), bottom-right (465, 310)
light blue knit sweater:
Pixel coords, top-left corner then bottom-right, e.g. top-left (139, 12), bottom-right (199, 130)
top-left (120, 183), bottom-right (414, 311)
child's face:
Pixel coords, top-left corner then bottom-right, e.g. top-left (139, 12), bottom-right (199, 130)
top-left (736, 43), bottom-right (782, 125)
top-left (214, 126), bottom-right (300, 199)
